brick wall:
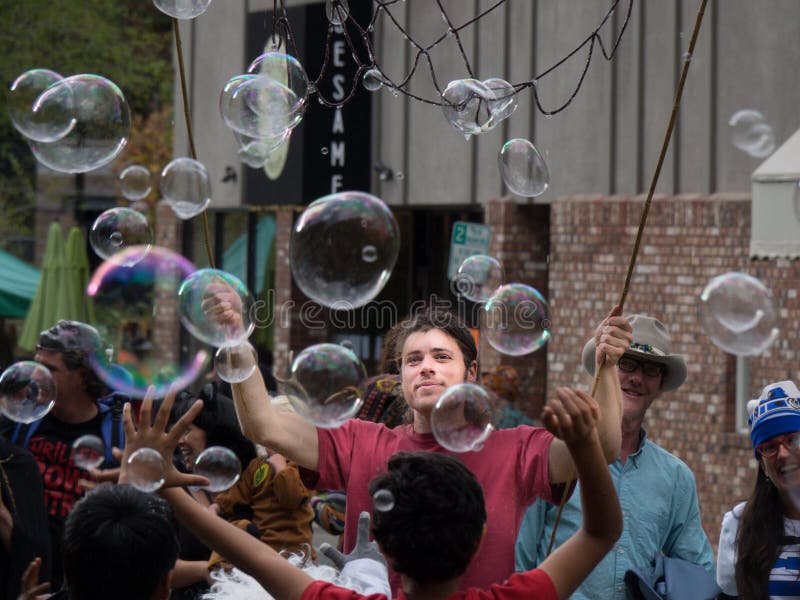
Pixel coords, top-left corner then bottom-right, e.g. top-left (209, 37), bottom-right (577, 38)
top-left (547, 193), bottom-right (800, 551)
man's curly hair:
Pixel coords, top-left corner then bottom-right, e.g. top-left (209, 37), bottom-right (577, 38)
top-left (369, 452), bottom-right (486, 583)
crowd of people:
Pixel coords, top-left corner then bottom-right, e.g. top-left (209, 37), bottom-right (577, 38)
top-left (2, 304), bottom-right (799, 599)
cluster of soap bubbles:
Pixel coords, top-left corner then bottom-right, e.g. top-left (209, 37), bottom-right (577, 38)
top-left (290, 191), bottom-right (400, 309)
top-left (441, 78), bottom-right (518, 139)
top-left (0, 361), bottom-right (57, 424)
top-left (220, 52), bottom-right (309, 170)
top-left (8, 69), bottom-right (131, 174)
top-left (278, 343), bottom-right (367, 428)
top-left (698, 272), bottom-right (779, 356)
top-left (729, 109), bottom-right (776, 159)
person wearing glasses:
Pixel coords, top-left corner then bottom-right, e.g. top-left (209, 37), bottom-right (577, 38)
top-left (716, 381), bottom-right (800, 599)
top-left (515, 314), bottom-right (714, 600)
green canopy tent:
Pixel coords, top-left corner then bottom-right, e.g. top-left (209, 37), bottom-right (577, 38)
top-left (56, 227), bottom-right (95, 324)
top-left (0, 249), bottom-right (40, 318)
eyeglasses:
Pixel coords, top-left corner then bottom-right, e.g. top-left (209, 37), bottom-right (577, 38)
top-left (756, 432), bottom-right (800, 458)
top-left (616, 357), bottom-right (665, 379)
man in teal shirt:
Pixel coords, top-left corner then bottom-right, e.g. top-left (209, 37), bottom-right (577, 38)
top-left (515, 314), bottom-right (714, 599)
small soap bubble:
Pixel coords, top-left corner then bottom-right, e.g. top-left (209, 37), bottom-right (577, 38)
top-left (214, 341), bottom-right (258, 383)
top-left (290, 191), bottom-right (400, 308)
top-left (729, 109), bottom-right (776, 158)
top-left (321, 146), bottom-right (329, 155)
top-left (27, 74), bottom-right (131, 174)
top-left (326, 0), bottom-right (349, 25)
top-left (119, 165), bottom-right (152, 201)
top-left (90, 207), bottom-right (153, 263)
top-left (372, 488), bottom-right (395, 512)
top-left (152, 0), bottom-right (213, 19)
top-left (279, 343), bottom-right (366, 428)
top-left (698, 272), bottom-right (779, 356)
top-left (483, 284), bottom-right (551, 356)
top-left (87, 246), bottom-right (208, 399)
top-left (178, 269), bottom-right (255, 348)
top-left (7, 69), bottom-right (75, 142)
top-left (441, 79), bottom-right (495, 136)
top-left (161, 157), bottom-right (212, 220)
top-left (362, 69), bottom-right (384, 92)
top-left (454, 255), bottom-right (504, 303)
top-left (498, 138), bottom-right (549, 197)
top-left (482, 78), bottom-right (517, 131)
top-left (194, 446), bottom-right (242, 492)
top-left (394, 172), bottom-right (404, 180)
top-left (71, 434), bottom-right (105, 470)
top-left (126, 447), bottom-right (165, 493)
top-left (431, 383), bottom-right (495, 453)
top-left (0, 361), bottom-right (56, 424)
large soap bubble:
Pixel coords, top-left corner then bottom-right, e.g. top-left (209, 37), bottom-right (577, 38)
top-left (279, 343), bottom-right (366, 428)
top-left (153, 0), bottom-right (213, 19)
top-left (7, 69), bottom-right (75, 142)
top-left (728, 109), bottom-right (776, 159)
top-left (290, 191), bottom-right (400, 309)
top-left (87, 245), bottom-right (209, 399)
top-left (498, 139), bottom-right (549, 197)
top-left (178, 269), bottom-right (255, 348)
top-left (194, 446), bottom-right (242, 492)
top-left (441, 79), bottom-right (496, 137)
top-left (160, 157), bottom-right (212, 219)
top-left (90, 207), bottom-right (153, 263)
top-left (27, 74), bottom-right (130, 173)
top-left (431, 383), bottom-right (494, 453)
top-left (454, 255), bottom-right (504, 303)
top-left (0, 361), bottom-right (56, 424)
top-left (119, 165), bottom-right (152, 201)
top-left (483, 283), bottom-right (551, 356)
top-left (698, 272), bottom-right (779, 356)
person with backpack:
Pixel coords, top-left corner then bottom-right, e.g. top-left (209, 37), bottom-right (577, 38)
top-left (0, 320), bottom-right (126, 590)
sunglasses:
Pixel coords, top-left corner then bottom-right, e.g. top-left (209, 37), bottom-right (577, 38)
top-left (616, 356), bottom-right (665, 379)
top-left (756, 432), bottom-right (800, 458)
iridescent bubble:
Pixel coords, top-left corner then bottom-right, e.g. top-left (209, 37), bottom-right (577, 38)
top-left (698, 272), bottom-right (779, 356)
top-left (729, 109), bottom-right (776, 158)
top-left (372, 488), bottom-right (395, 512)
top-left (90, 207), bottom-right (153, 263)
top-left (241, 53), bottom-right (309, 136)
top-left (27, 74), bottom-right (130, 174)
top-left (152, 0), bottom-right (213, 19)
top-left (126, 447), bottom-right (165, 493)
top-left (178, 269), bottom-right (255, 348)
top-left (87, 245), bottom-right (208, 399)
top-left (362, 69), bottom-right (384, 92)
top-left (441, 79), bottom-right (496, 137)
top-left (215, 342), bottom-right (258, 383)
top-left (119, 165), bottom-right (152, 201)
top-left (431, 383), bottom-right (494, 453)
top-left (290, 191), bottom-right (400, 308)
top-left (0, 361), bottom-right (56, 424)
top-left (454, 255), bottom-right (504, 303)
top-left (482, 78), bottom-right (517, 131)
top-left (160, 157), bottom-right (211, 220)
top-left (279, 343), bottom-right (366, 428)
top-left (498, 138), bottom-right (549, 197)
top-left (325, 0), bottom-right (349, 25)
top-left (194, 446), bottom-right (242, 492)
top-left (7, 69), bottom-right (75, 142)
top-left (483, 283), bottom-right (551, 356)
top-left (71, 434), bottom-right (105, 470)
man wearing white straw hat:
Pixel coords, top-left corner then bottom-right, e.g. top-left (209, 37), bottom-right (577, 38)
top-left (515, 314), bottom-right (715, 600)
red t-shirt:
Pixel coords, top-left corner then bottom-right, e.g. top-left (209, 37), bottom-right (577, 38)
top-left (302, 421), bottom-right (560, 593)
top-left (300, 569), bottom-right (558, 600)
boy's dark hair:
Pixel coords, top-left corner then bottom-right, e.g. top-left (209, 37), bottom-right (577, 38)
top-left (62, 484), bottom-right (179, 600)
top-left (37, 320), bottom-right (110, 399)
top-left (393, 308), bottom-right (478, 373)
top-left (369, 452), bottom-right (486, 583)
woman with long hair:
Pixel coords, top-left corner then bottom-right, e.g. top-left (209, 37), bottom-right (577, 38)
top-left (717, 380), bottom-right (800, 598)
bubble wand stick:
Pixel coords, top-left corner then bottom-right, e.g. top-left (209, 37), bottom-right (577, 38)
top-left (547, 0), bottom-right (709, 556)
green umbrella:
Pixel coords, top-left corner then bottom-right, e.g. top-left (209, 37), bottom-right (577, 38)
top-left (18, 222), bottom-right (66, 351)
top-left (58, 227), bottom-right (95, 324)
